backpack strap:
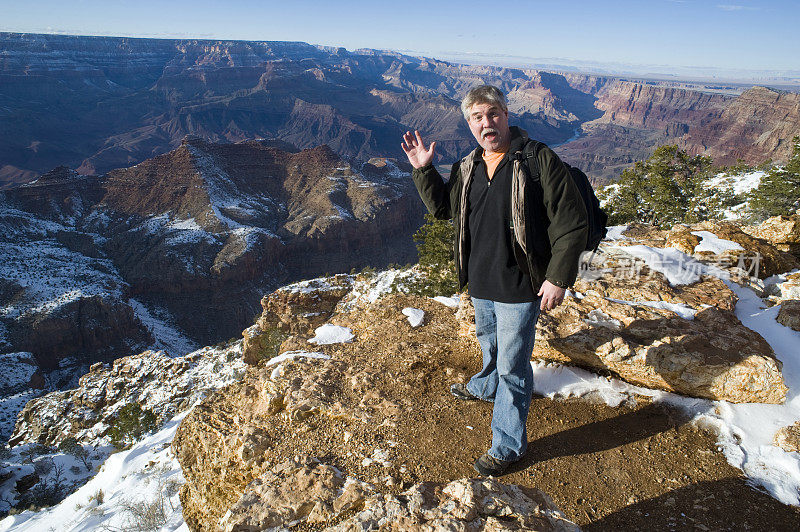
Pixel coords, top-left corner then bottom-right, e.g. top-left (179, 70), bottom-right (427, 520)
top-left (511, 139), bottom-right (546, 216)
top-left (520, 140), bottom-right (544, 183)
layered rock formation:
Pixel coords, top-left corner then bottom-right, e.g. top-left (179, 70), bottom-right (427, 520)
top-left (680, 87), bottom-right (800, 166)
top-left (590, 81), bottom-right (729, 132)
top-left (6, 296), bottom-right (152, 372)
top-left (3, 33), bottom-right (799, 189)
top-left (0, 137), bottom-right (424, 378)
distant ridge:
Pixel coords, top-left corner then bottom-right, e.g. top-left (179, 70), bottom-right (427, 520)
top-left (1, 32), bottom-right (799, 187)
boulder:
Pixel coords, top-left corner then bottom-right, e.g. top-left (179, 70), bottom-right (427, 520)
top-left (535, 296), bottom-right (786, 403)
top-left (693, 221), bottom-right (800, 279)
top-left (456, 256), bottom-right (787, 403)
top-left (776, 300), bottom-right (800, 332)
top-left (665, 225), bottom-right (701, 256)
top-left (774, 421), bottom-right (800, 453)
top-left (743, 215), bottom-right (800, 257)
top-left (256, 275), bottom-right (352, 335)
top-left (242, 275), bottom-right (353, 365)
top-left (779, 272), bottom-right (800, 302)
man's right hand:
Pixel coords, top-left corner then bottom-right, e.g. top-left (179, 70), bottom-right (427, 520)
top-left (401, 130), bottom-right (436, 169)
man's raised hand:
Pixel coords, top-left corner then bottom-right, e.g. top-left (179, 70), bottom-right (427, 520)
top-left (401, 130), bottom-right (436, 169)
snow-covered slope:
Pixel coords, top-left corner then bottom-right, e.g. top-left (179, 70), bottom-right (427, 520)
top-left (0, 341), bottom-right (247, 521)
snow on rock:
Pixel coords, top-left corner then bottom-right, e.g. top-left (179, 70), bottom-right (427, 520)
top-left (307, 324), bottom-right (354, 345)
top-left (606, 298), bottom-right (700, 320)
top-left (531, 361), bottom-right (669, 408)
top-left (595, 230), bottom-right (800, 505)
top-left (9, 343), bottom-right (247, 449)
top-left (763, 269), bottom-right (800, 303)
top-left (128, 299), bottom-right (198, 357)
top-left (432, 295), bottom-right (461, 308)
top-left (265, 350), bottom-right (330, 367)
top-left (604, 225), bottom-right (630, 240)
top-left (0, 340), bottom-right (248, 520)
top-left (339, 268), bottom-right (418, 309)
top-left (0, 353), bottom-right (43, 440)
top-left (610, 244), bottom-right (704, 285)
top-left (401, 307), bottom-right (425, 327)
top-left (0, 390), bottom-right (42, 444)
top-left (691, 230), bottom-right (745, 254)
top-left (0, 353), bottom-right (39, 394)
top-left (583, 308), bottom-right (622, 329)
top-left (0, 239), bottom-right (126, 320)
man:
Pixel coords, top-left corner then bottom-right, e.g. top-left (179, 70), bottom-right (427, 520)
top-left (401, 85), bottom-right (587, 476)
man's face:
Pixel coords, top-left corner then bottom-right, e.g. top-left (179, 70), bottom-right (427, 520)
top-left (466, 102), bottom-right (511, 153)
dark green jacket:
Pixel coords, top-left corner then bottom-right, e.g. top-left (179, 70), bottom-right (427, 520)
top-left (411, 126), bottom-right (588, 293)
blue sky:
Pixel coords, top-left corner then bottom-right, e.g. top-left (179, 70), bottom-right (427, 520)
top-left (1, 0), bottom-right (798, 72)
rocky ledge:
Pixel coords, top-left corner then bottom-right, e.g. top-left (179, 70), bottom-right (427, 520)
top-left (9, 343), bottom-right (246, 448)
top-left (175, 285), bottom-right (580, 531)
top-left (173, 220), bottom-right (797, 530)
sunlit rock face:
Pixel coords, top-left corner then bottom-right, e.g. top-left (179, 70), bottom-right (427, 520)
top-left (679, 87), bottom-right (800, 167)
top-left (742, 214), bottom-right (800, 259)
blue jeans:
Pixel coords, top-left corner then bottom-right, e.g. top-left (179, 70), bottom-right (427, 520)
top-left (466, 297), bottom-right (541, 462)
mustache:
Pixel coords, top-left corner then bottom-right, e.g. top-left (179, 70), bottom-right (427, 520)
top-left (481, 128), bottom-right (498, 139)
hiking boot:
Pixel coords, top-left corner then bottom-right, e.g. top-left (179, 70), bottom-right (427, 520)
top-left (450, 382), bottom-right (479, 401)
top-left (473, 452), bottom-right (515, 477)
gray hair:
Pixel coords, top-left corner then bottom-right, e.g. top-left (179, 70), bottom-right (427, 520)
top-left (461, 85), bottom-right (507, 119)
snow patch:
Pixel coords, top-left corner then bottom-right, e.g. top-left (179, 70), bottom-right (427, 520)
top-left (0, 413), bottom-right (187, 532)
top-left (432, 295), bottom-right (460, 308)
top-left (402, 308), bottom-right (425, 327)
top-left (584, 308), bottom-right (622, 329)
top-left (307, 324), bottom-right (354, 345)
top-left (705, 170), bottom-right (764, 196)
top-left (128, 299), bottom-right (198, 356)
top-left (607, 298), bottom-right (700, 320)
top-left (610, 245), bottom-right (703, 286)
top-left (691, 230), bottom-right (744, 254)
top-left (265, 350), bottom-right (330, 367)
top-left (604, 225), bottom-right (630, 241)
top-left (342, 268), bottom-right (417, 307)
